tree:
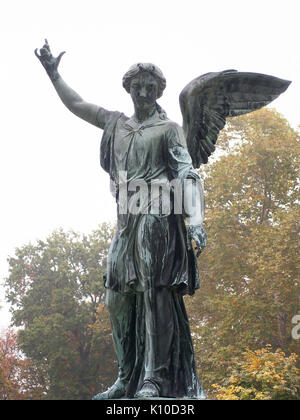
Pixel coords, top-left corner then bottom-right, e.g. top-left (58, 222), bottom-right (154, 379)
top-left (185, 109), bottom-right (300, 395)
top-left (5, 223), bottom-right (117, 400)
top-left (0, 328), bottom-right (47, 400)
top-left (212, 347), bottom-right (300, 400)
top-left (4, 110), bottom-right (300, 400)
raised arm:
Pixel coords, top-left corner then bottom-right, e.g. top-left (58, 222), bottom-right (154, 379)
top-left (35, 40), bottom-right (109, 129)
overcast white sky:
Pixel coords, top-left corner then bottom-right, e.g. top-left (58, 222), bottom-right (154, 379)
top-left (0, 0), bottom-right (299, 328)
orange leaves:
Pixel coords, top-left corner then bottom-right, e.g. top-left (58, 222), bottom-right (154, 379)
top-left (188, 109), bottom-right (300, 398)
top-left (213, 347), bottom-right (300, 400)
top-left (0, 328), bottom-right (47, 400)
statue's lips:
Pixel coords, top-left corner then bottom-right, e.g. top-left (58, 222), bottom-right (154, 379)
top-left (135, 97), bottom-right (152, 103)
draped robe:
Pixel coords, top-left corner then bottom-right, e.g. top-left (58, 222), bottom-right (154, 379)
top-left (100, 110), bottom-right (205, 398)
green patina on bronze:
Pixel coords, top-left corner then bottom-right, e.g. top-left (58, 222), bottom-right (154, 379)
top-left (35, 40), bottom-right (291, 400)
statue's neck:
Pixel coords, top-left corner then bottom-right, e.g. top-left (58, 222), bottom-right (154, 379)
top-left (133, 103), bottom-right (157, 123)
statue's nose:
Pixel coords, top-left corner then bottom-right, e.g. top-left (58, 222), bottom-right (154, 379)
top-left (138, 88), bottom-right (147, 98)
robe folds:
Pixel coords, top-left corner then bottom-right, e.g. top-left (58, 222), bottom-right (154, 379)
top-left (100, 110), bottom-right (205, 398)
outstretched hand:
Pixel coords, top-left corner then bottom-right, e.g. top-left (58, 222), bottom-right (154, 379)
top-left (187, 223), bottom-right (207, 257)
top-left (34, 39), bottom-right (65, 82)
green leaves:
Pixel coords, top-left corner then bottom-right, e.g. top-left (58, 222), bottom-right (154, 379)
top-left (186, 109), bottom-right (300, 398)
top-left (5, 223), bottom-right (117, 400)
top-left (3, 108), bottom-right (300, 399)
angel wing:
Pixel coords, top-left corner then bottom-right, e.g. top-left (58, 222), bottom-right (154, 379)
top-left (179, 70), bottom-right (291, 168)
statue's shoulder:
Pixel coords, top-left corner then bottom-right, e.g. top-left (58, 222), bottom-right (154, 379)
top-left (162, 119), bottom-right (183, 136)
top-left (102, 111), bottom-right (129, 132)
top-left (119, 113), bottom-right (130, 122)
top-left (164, 119), bottom-right (181, 128)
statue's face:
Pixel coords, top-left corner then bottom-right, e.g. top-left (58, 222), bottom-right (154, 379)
top-left (130, 72), bottom-right (159, 108)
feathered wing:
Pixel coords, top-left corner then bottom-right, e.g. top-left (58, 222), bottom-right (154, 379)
top-left (179, 70), bottom-right (291, 168)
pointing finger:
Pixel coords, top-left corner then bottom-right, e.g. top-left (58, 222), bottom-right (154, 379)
top-left (43, 39), bottom-right (51, 52)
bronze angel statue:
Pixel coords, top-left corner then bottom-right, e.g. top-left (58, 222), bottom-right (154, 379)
top-left (35, 40), bottom-right (290, 400)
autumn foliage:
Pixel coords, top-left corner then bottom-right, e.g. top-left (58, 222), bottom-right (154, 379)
top-left (185, 108), bottom-right (300, 398)
top-left (4, 224), bottom-right (118, 400)
top-left (2, 109), bottom-right (300, 399)
top-left (0, 328), bottom-right (46, 400)
top-left (212, 347), bottom-right (300, 400)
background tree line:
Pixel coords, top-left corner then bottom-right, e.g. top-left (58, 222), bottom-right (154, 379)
top-left (1, 109), bottom-right (300, 399)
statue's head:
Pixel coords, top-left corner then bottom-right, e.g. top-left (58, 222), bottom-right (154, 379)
top-left (122, 63), bottom-right (167, 118)
top-left (123, 63), bottom-right (166, 98)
